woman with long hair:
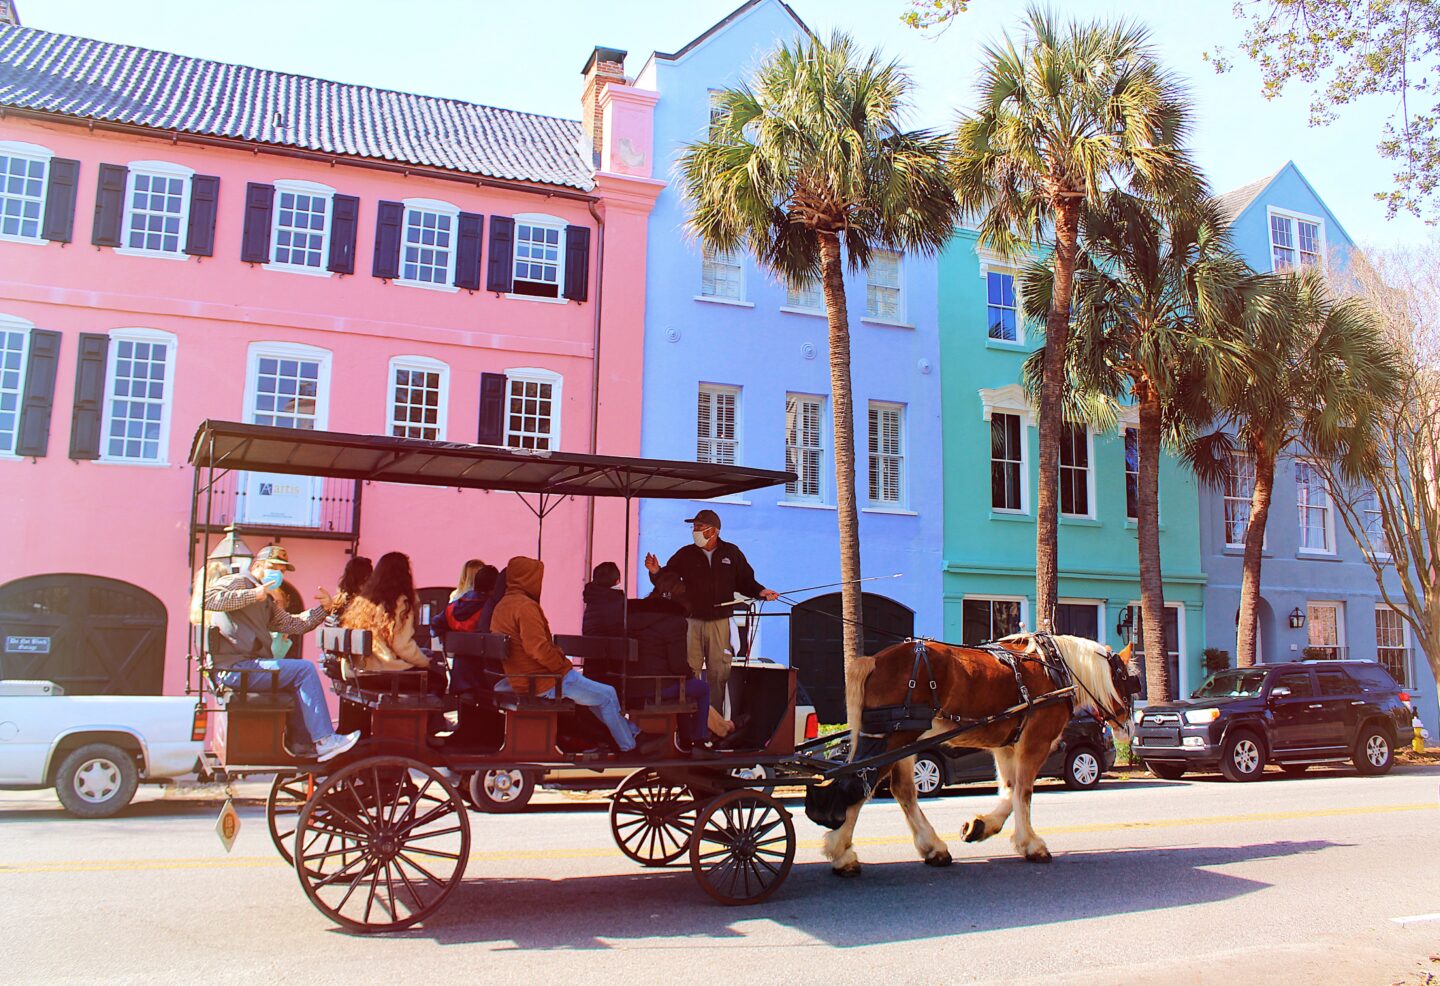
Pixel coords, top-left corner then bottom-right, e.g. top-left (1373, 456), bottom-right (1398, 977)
top-left (343, 552), bottom-right (443, 691)
top-left (451, 558), bottom-right (486, 602)
top-left (333, 555), bottom-right (373, 613)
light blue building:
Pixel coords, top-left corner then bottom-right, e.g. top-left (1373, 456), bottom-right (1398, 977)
top-left (1206, 162), bottom-right (1437, 735)
top-left (632, 0), bottom-right (945, 718)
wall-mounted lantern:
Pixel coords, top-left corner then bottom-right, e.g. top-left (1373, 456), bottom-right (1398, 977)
top-left (1288, 607), bottom-right (1306, 630)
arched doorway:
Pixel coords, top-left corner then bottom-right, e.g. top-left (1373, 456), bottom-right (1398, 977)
top-left (790, 592), bottom-right (915, 724)
top-left (0, 574), bottom-right (167, 694)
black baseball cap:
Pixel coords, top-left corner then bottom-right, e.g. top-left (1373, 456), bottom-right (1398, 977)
top-left (684, 509), bottom-right (721, 529)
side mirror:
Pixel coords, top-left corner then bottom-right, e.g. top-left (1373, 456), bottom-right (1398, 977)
top-left (1269, 686), bottom-right (1292, 700)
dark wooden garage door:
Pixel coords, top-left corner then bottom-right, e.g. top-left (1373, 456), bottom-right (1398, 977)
top-left (790, 592), bottom-right (914, 724)
top-left (0, 575), bottom-right (167, 694)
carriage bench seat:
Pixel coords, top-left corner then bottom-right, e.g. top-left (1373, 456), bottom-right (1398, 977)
top-left (493, 692), bottom-right (576, 713)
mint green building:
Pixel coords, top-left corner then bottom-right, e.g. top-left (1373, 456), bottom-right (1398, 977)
top-left (938, 228), bottom-right (1208, 696)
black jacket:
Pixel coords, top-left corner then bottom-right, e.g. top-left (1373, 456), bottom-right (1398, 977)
top-left (626, 595), bottom-right (690, 677)
top-left (651, 538), bottom-right (765, 621)
top-left (581, 581), bottom-right (626, 637)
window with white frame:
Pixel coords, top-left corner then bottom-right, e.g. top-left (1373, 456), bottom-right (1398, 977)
top-left (101, 330), bottom-right (175, 463)
top-left (707, 90), bottom-right (728, 133)
top-left (962, 597), bottom-right (1023, 645)
top-left (700, 247), bottom-right (743, 301)
top-left (513, 215), bottom-right (564, 298)
top-left (868, 402), bottom-right (905, 506)
top-left (0, 142), bottom-right (50, 243)
top-left (0, 319), bottom-right (29, 454)
top-left (503, 369), bottom-right (560, 450)
top-left (1306, 601), bottom-right (1343, 659)
top-left (990, 412), bottom-right (1024, 512)
top-left (1124, 427), bottom-right (1140, 521)
top-left (1223, 452), bottom-right (1255, 547)
top-left (270, 181), bottom-right (333, 270)
top-left (786, 278), bottom-right (823, 311)
top-left (1360, 486), bottom-right (1389, 556)
top-left (1129, 604), bottom-right (1181, 697)
top-left (1375, 606), bottom-right (1411, 687)
top-left (399, 199), bottom-right (458, 287)
top-left (248, 346), bottom-right (329, 430)
top-left (986, 270), bottom-right (1018, 341)
top-left (1059, 423), bottom-right (1091, 516)
top-left (387, 357), bottom-right (448, 441)
top-left (1296, 460), bottom-right (1333, 552)
top-left (866, 250), bottom-right (902, 320)
top-left (124, 162), bottom-right (192, 255)
top-left (1269, 210), bottom-right (1324, 272)
top-left (696, 384), bottom-right (739, 465)
top-left (785, 394), bottom-right (824, 501)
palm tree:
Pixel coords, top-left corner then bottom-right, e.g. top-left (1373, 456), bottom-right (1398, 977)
top-left (1027, 192), bottom-right (1253, 702)
top-left (952, 7), bottom-right (1201, 631)
top-left (678, 33), bottom-right (958, 669)
top-left (1212, 269), bottom-right (1400, 667)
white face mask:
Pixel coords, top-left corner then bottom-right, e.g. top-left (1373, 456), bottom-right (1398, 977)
top-left (693, 529), bottom-right (712, 548)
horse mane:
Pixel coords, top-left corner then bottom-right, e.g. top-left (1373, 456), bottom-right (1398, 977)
top-left (1001, 632), bottom-right (1121, 716)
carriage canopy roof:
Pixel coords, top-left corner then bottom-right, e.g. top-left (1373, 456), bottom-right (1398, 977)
top-left (188, 420), bottom-right (795, 499)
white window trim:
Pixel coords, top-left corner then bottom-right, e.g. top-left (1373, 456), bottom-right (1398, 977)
top-left (396, 197), bottom-right (461, 293)
top-left (264, 179), bottom-right (336, 279)
top-left (1295, 458), bottom-right (1337, 556)
top-left (243, 341), bottom-right (333, 430)
top-left (982, 265), bottom-right (1025, 345)
top-left (507, 212), bottom-right (568, 304)
top-left (0, 312), bottom-right (34, 460)
top-left (697, 244), bottom-right (746, 304)
top-left (1060, 423), bottom-right (1097, 519)
top-left (0, 141), bottom-right (53, 246)
top-left (504, 366), bottom-right (563, 451)
top-left (697, 383), bottom-right (744, 499)
top-left (96, 328), bottom-right (177, 466)
top-left (1266, 205), bottom-right (1328, 273)
top-left (1127, 601), bottom-right (1188, 697)
top-left (1057, 598), bottom-right (1107, 642)
top-left (867, 400), bottom-right (907, 509)
top-left (863, 249), bottom-right (907, 326)
top-left (115, 160), bottom-right (195, 261)
top-left (962, 594), bottom-right (1030, 639)
top-left (1374, 604), bottom-right (1413, 687)
top-left (1305, 600), bottom-right (1346, 654)
top-left (1222, 451), bottom-right (1258, 549)
top-left (1360, 486), bottom-right (1392, 561)
top-left (984, 392), bottom-right (1030, 516)
top-left (782, 392), bottom-right (827, 505)
top-left (386, 355), bottom-right (450, 441)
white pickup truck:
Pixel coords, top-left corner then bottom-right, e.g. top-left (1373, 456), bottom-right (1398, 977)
top-left (0, 681), bottom-right (205, 817)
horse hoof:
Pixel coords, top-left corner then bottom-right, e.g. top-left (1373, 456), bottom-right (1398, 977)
top-left (832, 863), bottom-right (863, 879)
top-left (924, 851), bottom-right (953, 868)
top-left (1024, 849), bottom-right (1052, 864)
top-left (962, 820), bottom-right (987, 843)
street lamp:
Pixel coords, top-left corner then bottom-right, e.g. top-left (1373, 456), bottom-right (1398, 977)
top-left (1288, 607), bottom-right (1306, 630)
top-left (207, 526), bottom-right (255, 574)
top-left (1115, 607), bottom-right (1134, 641)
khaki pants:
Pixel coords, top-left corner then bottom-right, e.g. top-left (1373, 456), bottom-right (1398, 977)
top-left (687, 617), bottom-right (733, 713)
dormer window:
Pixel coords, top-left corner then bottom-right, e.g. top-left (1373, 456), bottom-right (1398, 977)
top-left (1268, 208), bottom-right (1324, 272)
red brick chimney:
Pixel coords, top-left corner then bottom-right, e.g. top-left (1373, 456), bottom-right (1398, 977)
top-left (581, 46), bottom-right (627, 164)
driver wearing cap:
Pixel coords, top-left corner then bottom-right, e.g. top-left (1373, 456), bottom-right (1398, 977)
top-left (644, 509), bottom-right (778, 713)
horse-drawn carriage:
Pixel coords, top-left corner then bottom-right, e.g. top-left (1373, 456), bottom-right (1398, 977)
top-left (188, 421), bottom-right (1138, 933)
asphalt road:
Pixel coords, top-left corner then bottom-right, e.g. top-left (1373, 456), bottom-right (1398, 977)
top-left (3, 764), bottom-right (1438, 986)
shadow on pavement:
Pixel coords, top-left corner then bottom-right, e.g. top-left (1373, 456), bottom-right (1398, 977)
top-left (380, 838), bottom-right (1339, 950)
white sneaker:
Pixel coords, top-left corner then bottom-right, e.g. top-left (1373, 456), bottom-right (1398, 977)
top-left (316, 730), bottom-right (361, 762)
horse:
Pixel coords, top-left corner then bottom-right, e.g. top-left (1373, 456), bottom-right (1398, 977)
top-left (810, 633), bottom-right (1135, 876)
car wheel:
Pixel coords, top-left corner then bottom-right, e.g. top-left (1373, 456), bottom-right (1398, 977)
top-left (1280, 763), bottom-right (1310, 776)
top-left (1353, 725), bottom-right (1394, 776)
top-left (1063, 746), bottom-right (1103, 790)
top-left (912, 753), bottom-right (944, 798)
top-left (54, 743), bottom-right (139, 818)
top-left (467, 768), bottom-right (535, 812)
top-left (1146, 761), bottom-right (1186, 781)
top-left (1220, 731), bottom-right (1266, 782)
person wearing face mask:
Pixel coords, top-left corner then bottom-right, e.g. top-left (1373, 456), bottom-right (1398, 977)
top-left (643, 509), bottom-right (778, 713)
top-left (203, 544), bottom-right (359, 762)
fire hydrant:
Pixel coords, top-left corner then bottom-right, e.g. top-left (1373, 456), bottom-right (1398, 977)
top-left (1414, 716), bottom-right (1429, 753)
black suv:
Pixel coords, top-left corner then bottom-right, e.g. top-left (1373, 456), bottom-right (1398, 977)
top-left (1133, 660), bottom-right (1412, 782)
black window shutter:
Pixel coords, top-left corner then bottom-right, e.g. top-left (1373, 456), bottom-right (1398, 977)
top-left (563, 225), bottom-right (591, 301)
top-left (185, 175), bottom-right (220, 257)
top-left (327, 194), bottom-right (360, 274)
top-left (486, 216), bottom-right (514, 293)
top-left (91, 164), bottom-right (128, 247)
top-left (373, 200), bottom-right (404, 279)
top-left (240, 182), bottom-right (275, 263)
top-left (15, 329), bottom-right (61, 458)
top-left (478, 372), bottom-right (508, 445)
top-left (454, 212), bottom-right (485, 289)
top-left (68, 333), bottom-right (110, 460)
top-left (40, 158), bottom-right (80, 243)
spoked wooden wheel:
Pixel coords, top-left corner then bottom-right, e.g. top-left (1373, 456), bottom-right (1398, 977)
top-left (609, 768), bottom-right (697, 867)
top-left (689, 788), bottom-right (795, 905)
top-left (266, 772), bottom-right (316, 866)
top-left (294, 756), bottom-right (469, 933)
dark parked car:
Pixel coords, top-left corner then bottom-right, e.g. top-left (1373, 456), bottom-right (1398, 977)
top-left (905, 711), bottom-right (1115, 795)
top-left (1133, 660), bottom-right (1412, 782)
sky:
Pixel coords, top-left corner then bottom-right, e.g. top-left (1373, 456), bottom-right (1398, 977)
top-left (16, 0), bottom-right (1428, 247)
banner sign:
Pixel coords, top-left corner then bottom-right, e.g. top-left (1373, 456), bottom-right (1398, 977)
top-left (237, 472), bottom-right (321, 528)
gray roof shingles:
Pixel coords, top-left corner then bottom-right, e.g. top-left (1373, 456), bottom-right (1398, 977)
top-left (1214, 169), bottom-right (1278, 226)
top-left (0, 25), bottom-right (595, 192)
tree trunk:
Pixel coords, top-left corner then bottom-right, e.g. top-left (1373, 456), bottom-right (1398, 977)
top-left (1236, 441), bottom-right (1276, 668)
top-left (1135, 380), bottom-right (1171, 703)
top-left (1034, 200), bottom-right (1080, 632)
top-left (818, 232), bottom-right (865, 672)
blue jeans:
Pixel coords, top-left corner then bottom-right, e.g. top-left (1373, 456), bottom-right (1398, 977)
top-left (217, 658), bottom-right (336, 748)
top-left (542, 669), bottom-right (637, 752)
top-left (660, 678), bottom-right (711, 743)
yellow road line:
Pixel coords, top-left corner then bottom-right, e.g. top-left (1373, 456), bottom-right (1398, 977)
top-left (0, 802), bottom-right (1431, 875)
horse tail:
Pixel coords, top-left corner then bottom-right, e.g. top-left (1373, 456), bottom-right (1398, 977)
top-left (845, 655), bottom-right (877, 760)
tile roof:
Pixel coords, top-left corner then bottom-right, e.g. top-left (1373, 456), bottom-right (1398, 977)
top-left (0, 25), bottom-right (595, 192)
top-left (1213, 169), bottom-right (1279, 226)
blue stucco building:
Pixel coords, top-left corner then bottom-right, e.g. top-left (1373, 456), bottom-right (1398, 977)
top-left (1206, 162), bottom-right (1437, 735)
top-left (631, 0), bottom-right (945, 715)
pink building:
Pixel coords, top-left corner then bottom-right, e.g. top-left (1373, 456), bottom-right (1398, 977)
top-left (0, 23), bottom-right (663, 695)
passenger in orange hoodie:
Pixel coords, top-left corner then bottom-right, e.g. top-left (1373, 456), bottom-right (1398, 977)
top-left (491, 556), bottom-right (639, 753)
